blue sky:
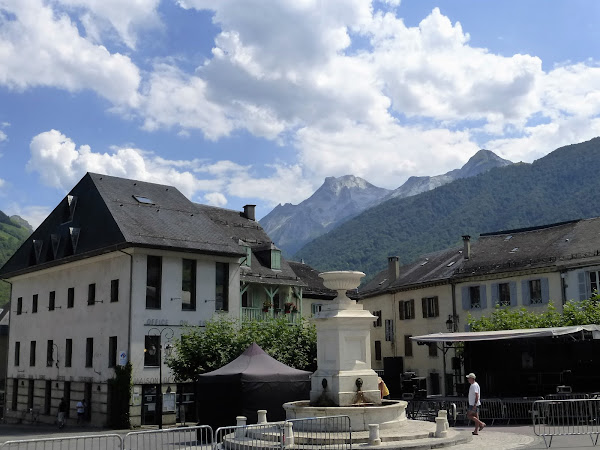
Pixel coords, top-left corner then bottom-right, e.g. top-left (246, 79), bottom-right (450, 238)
top-left (0, 0), bottom-right (599, 228)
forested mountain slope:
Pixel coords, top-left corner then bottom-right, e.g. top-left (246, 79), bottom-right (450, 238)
top-left (0, 211), bottom-right (32, 306)
top-left (295, 137), bottom-right (600, 279)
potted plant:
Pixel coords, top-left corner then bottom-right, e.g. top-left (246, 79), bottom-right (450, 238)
top-left (262, 301), bottom-right (272, 312)
top-left (284, 302), bottom-right (297, 314)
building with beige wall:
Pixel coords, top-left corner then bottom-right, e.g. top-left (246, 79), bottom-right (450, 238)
top-left (359, 218), bottom-right (600, 397)
top-left (0, 173), bottom-right (304, 428)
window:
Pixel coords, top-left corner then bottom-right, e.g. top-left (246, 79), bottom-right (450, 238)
top-left (242, 246), bottom-right (252, 267)
top-left (271, 249), bottom-right (281, 270)
top-left (469, 286), bottom-right (481, 309)
top-left (29, 341), bottom-right (36, 366)
top-left (404, 335), bottom-right (413, 357)
top-left (46, 340), bottom-right (54, 367)
top-left (373, 310), bottom-right (382, 327)
top-left (182, 259), bottom-right (196, 311)
top-left (44, 380), bottom-right (51, 415)
top-left (215, 262), bottom-right (229, 311)
top-left (67, 288), bottom-right (74, 308)
top-left (384, 319), bottom-right (394, 342)
top-left (399, 299), bottom-right (415, 320)
top-left (65, 339), bottom-right (72, 367)
top-left (49, 291), bottom-right (55, 311)
top-left (11, 379), bottom-right (18, 411)
top-left (311, 303), bottom-right (323, 316)
top-left (32, 294), bottom-right (38, 313)
top-left (133, 195), bottom-right (154, 204)
top-left (85, 338), bottom-right (93, 367)
top-left (590, 270), bottom-right (600, 294)
top-left (498, 283), bottom-right (511, 306)
top-left (17, 297), bottom-right (22, 315)
top-left (421, 296), bottom-right (439, 318)
top-left (108, 336), bottom-right (117, 368)
top-left (88, 283), bottom-right (96, 305)
top-left (144, 335), bottom-right (160, 367)
top-left (110, 280), bottom-right (119, 303)
top-left (428, 343), bottom-right (438, 357)
top-left (374, 340), bottom-right (382, 361)
top-left (529, 279), bottom-right (542, 304)
top-left (146, 255), bottom-right (162, 309)
top-left (14, 341), bottom-right (20, 366)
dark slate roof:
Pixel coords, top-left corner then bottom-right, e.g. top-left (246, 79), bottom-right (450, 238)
top-left (196, 204), bottom-right (305, 287)
top-left (454, 218), bottom-right (600, 277)
top-left (288, 261), bottom-right (337, 299)
top-left (358, 247), bottom-right (464, 298)
top-left (0, 173), bottom-right (244, 278)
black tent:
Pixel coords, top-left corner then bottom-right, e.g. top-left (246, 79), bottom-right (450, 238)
top-left (197, 343), bottom-right (311, 428)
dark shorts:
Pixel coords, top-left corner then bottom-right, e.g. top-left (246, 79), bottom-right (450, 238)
top-left (468, 405), bottom-right (479, 414)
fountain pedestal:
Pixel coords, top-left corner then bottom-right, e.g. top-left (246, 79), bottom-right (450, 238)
top-left (309, 271), bottom-right (381, 406)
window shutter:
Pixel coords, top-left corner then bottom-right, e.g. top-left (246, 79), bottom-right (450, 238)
top-left (541, 277), bottom-right (550, 304)
top-left (461, 286), bottom-right (470, 310)
top-left (491, 283), bottom-right (499, 306)
top-left (522, 280), bottom-right (530, 305)
top-left (510, 282), bottom-right (518, 306)
top-left (422, 298), bottom-right (427, 318)
top-left (434, 297), bottom-right (439, 317)
top-left (480, 285), bottom-right (488, 309)
top-left (399, 302), bottom-right (405, 320)
top-left (578, 271), bottom-right (589, 300)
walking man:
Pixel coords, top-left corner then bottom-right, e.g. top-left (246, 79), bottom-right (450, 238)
top-left (466, 373), bottom-right (486, 435)
top-left (57, 398), bottom-right (67, 429)
top-left (76, 399), bottom-right (85, 425)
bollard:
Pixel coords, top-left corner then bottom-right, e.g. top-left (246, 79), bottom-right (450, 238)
top-left (438, 409), bottom-right (449, 430)
top-left (284, 421), bottom-right (294, 447)
top-left (235, 416), bottom-right (247, 438)
top-left (435, 417), bottom-right (448, 438)
top-left (257, 410), bottom-right (268, 424)
top-left (368, 424), bottom-right (382, 445)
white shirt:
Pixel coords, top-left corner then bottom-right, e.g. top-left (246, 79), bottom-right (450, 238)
top-left (76, 401), bottom-right (84, 413)
top-left (468, 381), bottom-right (481, 406)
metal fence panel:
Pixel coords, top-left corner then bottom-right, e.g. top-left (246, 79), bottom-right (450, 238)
top-left (480, 398), bottom-right (503, 425)
top-left (0, 434), bottom-right (123, 450)
top-left (123, 425), bottom-right (213, 450)
top-left (286, 415), bottom-right (352, 449)
top-left (214, 423), bottom-right (284, 450)
top-left (502, 397), bottom-right (544, 424)
top-left (533, 399), bottom-right (600, 448)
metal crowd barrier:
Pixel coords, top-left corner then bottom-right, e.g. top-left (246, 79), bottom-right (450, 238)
top-left (214, 422), bottom-right (285, 450)
top-left (123, 425), bottom-right (213, 450)
top-left (0, 433), bottom-right (123, 450)
top-left (533, 398), bottom-right (600, 448)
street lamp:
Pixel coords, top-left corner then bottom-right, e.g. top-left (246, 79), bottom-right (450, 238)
top-left (146, 327), bottom-right (174, 429)
top-left (445, 314), bottom-right (459, 332)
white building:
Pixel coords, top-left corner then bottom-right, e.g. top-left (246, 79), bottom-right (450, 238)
top-left (0, 173), bottom-right (304, 427)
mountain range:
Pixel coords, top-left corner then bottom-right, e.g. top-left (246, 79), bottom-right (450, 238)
top-left (294, 137), bottom-right (600, 279)
top-left (0, 212), bottom-right (32, 306)
top-left (260, 149), bottom-right (511, 255)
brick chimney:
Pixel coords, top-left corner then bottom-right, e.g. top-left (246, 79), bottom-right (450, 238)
top-left (243, 205), bottom-right (256, 221)
top-left (462, 235), bottom-right (471, 260)
top-left (388, 256), bottom-right (399, 282)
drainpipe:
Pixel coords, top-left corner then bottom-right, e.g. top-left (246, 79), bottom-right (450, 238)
top-left (118, 250), bottom-right (134, 368)
top-left (2, 279), bottom-right (12, 418)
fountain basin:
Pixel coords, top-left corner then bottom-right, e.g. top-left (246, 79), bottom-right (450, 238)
top-left (283, 399), bottom-right (407, 432)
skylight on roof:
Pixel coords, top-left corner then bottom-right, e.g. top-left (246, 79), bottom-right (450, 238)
top-left (447, 261), bottom-right (456, 267)
top-left (504, 235), bottom-right (513, 241)
top-left (133, 195), bottom-right (154, 205)
top-left (510, 247), bottom-right (519, 253)
top-left (420, 261), bottom-right (429, 266)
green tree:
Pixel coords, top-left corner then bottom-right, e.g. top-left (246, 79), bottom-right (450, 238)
top-left (167, 316), bottom-right (317, 383)
top-left (469, 293), bottom-right (600, 331)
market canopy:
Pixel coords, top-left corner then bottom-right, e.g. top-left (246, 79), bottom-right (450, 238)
top-left (411, 324), bottom-right (600, 343)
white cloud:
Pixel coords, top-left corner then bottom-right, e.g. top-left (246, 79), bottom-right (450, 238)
top-left (203, 192), bottom-right (227, 207)
top-left (56, 0), bottom-right (162, 49)
top-left (0, 0), bottom-right (141, 106)
top-left (3, 204), bottom-right (49, 230)
top-left (0, 130), bottom-right (6, 143)
top-left (24, 129), bottom-right (316, 210)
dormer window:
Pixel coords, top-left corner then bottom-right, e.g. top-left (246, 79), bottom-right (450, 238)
top-left (133, 195), bottom-right (154, 205)
top-left (271, 249), bottom-right (281, 270)
top-left (243, 246), bottom-right (252, 267)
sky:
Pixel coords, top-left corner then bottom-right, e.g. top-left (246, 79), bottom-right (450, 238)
top-left (0, 0), bottom-right (599, 228)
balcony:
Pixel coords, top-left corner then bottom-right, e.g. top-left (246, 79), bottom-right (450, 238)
top-left (241, 307), bottom-right (299, 324)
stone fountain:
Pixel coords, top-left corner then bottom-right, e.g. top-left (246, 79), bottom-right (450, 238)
top-left (284, 271), bottom-right (407, 431)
